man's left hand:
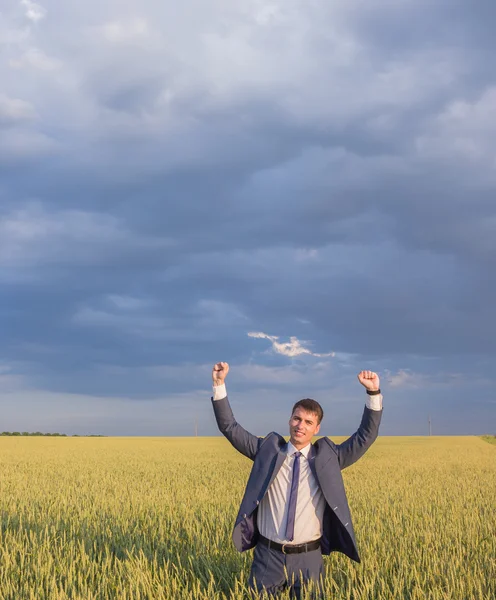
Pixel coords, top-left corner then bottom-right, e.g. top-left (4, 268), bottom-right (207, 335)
top-left (357, 370), bottom-right (380, 391)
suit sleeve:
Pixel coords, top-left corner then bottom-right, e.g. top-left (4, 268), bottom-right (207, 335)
top-left (211, 395), bottom-right (262, 461)
top-left (335, 405), bottom-right (382, 470)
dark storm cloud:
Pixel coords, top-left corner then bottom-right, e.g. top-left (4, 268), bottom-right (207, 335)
top-left (0, 0), bottom-right (495, 434)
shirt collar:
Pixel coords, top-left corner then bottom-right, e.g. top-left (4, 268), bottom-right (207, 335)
top-left (287, 441), bottom-right (311, 458)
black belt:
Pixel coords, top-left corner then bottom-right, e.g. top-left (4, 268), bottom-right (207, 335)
top-left (258, 534), bottom-right (322, 554)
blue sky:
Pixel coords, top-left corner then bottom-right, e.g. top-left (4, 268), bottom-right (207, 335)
top-left (1, 0), bottom-right (495, 436)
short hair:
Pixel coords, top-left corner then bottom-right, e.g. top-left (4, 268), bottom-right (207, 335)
top-left (291, 398), bottom-right (324, 424)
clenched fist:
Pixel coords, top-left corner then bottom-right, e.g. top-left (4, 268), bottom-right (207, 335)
top-left (357, 370), bottom-right (380, 392)
top-left (212, 362), bottom-right (229, 386)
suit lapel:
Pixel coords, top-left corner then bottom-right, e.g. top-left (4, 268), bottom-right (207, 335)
top-left (314, 441), bottom-right (333, 484)
top-left (307, 443), bottom-right (319, 482)
top-left (266, 444), bottom-right (287, 490)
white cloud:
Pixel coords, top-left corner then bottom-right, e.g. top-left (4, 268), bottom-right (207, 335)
top-left (384, 369), bottom-right (464, 389)
top-left (100, 18), bottom-right (149, 42)
top-left (248, 331), bottom-right (335, 358)
top-left (385, 369), bottom-right (420, 388)
top-left (415, 86), bottom-right (496, 167)
top-left (9, 48), bottom-right (62, 70)
top-left (21, 0), bottom-right (47, 23)
top-left (0, 93), bottom-right (37, 122)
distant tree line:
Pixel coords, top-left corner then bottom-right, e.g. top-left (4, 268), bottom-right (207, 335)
top-left (1, 432), bottom-right (105, 437)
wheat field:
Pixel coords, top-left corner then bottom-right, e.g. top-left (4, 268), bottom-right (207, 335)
top-left (0, 435), bottom-right (494, 600)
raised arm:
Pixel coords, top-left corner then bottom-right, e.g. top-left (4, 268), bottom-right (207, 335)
top-left (336, 370), bottom-right (383, 470)
top-left (211, 362), bottom-right (261, 461)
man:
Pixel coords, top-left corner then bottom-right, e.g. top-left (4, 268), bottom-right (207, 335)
top-left (211, 361), bottom-right (383, 598)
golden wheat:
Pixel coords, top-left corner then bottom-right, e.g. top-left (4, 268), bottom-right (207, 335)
top-left (0, 436), bottom-right (494, 599)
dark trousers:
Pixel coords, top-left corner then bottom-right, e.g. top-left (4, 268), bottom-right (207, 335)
top-left (248, 542), bottom-right (324, 599)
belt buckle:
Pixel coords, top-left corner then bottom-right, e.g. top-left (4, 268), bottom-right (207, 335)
top-left (281, 543), bottom-right (288, 554)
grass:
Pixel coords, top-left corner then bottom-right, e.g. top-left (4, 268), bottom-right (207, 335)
top-left (481, 435), bottom-right (496, 445)
top-left (0, 435), bottom-right (495, 599)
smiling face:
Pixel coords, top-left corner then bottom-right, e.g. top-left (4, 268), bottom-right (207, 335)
top-left (288, 407), bottom-right (321, 449)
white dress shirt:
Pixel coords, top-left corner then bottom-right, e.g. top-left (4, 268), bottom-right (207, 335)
top-left (257, 440), bottom-right (325, 543)
top-left (212, 383), bottom-right (383, 543)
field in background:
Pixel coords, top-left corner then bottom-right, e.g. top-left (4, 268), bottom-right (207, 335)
top-left (0, 436), bottom-right (494, 600)
top-left (481, 434), bottom-right (496, 446)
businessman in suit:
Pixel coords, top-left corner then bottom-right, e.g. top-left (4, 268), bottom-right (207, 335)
top-left (211, 361), bottom-right (383, 598)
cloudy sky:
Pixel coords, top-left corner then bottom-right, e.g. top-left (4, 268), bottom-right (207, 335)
top-left (1, 0), bottom-right (495, 436)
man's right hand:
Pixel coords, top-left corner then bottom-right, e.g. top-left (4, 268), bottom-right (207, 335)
top-left (212, 362), bottom-right (229, 386)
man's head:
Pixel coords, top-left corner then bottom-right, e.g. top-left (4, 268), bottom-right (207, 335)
top-left (288, 399), bottom-right (323, 449)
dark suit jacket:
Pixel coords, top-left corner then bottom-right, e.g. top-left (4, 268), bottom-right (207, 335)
top-left (212, 395), bottom-right (382, 563)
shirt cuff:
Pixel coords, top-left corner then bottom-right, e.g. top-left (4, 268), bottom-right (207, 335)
top-left (366, 393), bottom-right (383, 411)
top-left (212, 383), bottom-right (227, 401)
